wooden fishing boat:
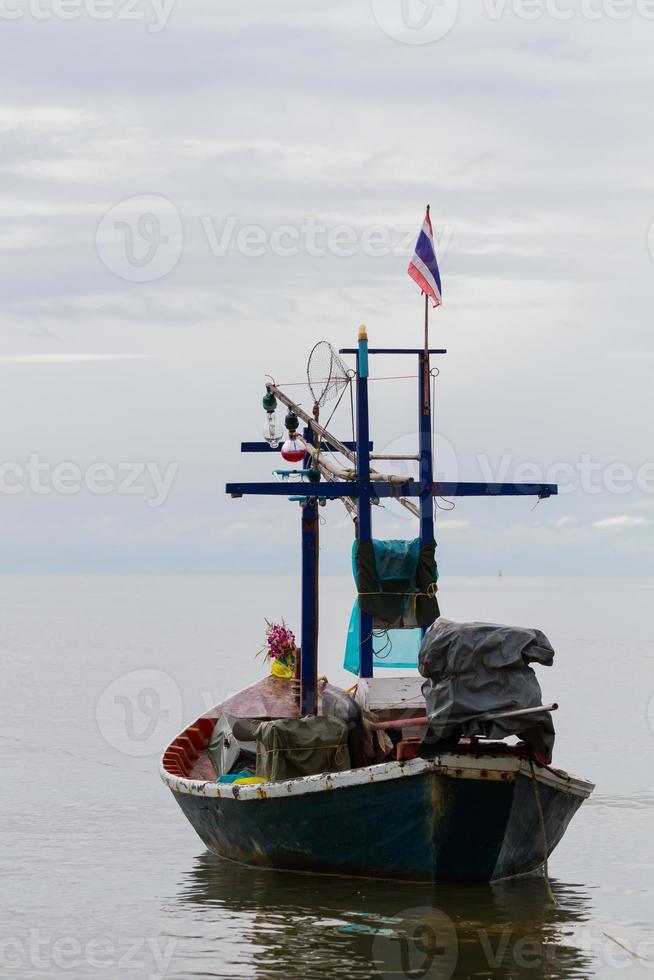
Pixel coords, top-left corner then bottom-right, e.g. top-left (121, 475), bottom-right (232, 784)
top-left (161, 675), bottom-right (592, 882)
top-left (161, 244), bottom-right (594, 880)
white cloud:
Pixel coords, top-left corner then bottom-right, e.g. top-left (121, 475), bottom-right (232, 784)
top-left (550, 516), bottom-right (576, 528)
top-left (593, 516), bottom-right (652, 531)
top-left (437, 519), bottom-right (471, 531)
top-left (0, 106), bottom-right (102, 132)
top-left (0, 354), bottom-right (160, 364)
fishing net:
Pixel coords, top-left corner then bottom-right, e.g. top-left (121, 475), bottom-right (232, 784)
top-left (306, 342), bottom-right (350, 408)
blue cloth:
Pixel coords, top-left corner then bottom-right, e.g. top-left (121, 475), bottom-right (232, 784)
top-left (343, 537), bottom-right (435, 674)
top-left (344, 601), bottom-right (423, 673)
top-left (216, 770), bottom-right (253, 784)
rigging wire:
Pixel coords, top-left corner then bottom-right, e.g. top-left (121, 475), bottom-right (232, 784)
top-left (429, 365), bottom-right (456, 519)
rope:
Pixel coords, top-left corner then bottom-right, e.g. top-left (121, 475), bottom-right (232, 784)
top-left (528, 757), bottom-right (557, 906)
top-left (357, 584), bottom-right (438, 598)
top-left (258, 742), bottom-right (347, 753)
top-left (357, 583), bottom-right (438, 625)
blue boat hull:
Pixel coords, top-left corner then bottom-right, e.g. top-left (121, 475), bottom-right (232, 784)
top-left (170, 765), bottom-right (585, 882)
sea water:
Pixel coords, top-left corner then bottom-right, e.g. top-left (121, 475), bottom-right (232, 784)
top-left (1, 574), bottom-right (653, 979)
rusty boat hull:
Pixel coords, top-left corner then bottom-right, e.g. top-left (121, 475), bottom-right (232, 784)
top-left (161, 730), bottom-right (593, 882)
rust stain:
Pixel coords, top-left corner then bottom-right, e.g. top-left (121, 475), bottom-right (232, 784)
top-left (429, 774), bottom-right (446, 824)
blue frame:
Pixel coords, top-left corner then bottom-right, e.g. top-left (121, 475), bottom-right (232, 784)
top-left (226, 330), bottom-right (558, 711)
top-left (339, 348), bottom-right (447, 355)
top-left (227, 481), bottom-right (557, 499)
top-left (241, 441), bottom-right (372, 453)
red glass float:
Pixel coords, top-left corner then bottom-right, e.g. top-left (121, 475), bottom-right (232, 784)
top-left (280, 438), bottom-right (306, 463)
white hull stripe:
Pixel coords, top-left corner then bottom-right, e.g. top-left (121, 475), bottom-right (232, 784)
top-left (160, 753), bottom-right (594, 802)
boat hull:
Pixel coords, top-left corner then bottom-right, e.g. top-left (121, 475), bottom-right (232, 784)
top-left (165, 758), bottom-right (589, 882)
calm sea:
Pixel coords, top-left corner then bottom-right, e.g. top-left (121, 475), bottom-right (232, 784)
top-left (2, 574), bottom-right (653, 979)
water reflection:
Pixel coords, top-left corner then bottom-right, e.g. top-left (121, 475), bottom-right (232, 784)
top-left (167, 852), bottom-right (597, 979)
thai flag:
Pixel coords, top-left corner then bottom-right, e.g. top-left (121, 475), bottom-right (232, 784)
top-left (408, 206), bottom-right (442, 308)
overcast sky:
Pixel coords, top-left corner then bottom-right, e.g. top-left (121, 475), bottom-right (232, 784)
top-left (1, 1), bottom-right (653, 575)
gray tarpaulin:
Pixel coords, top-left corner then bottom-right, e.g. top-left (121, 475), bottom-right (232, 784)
top-left (254, 716), bottom-right (351, 782)
top-left (418, 618), bottom-right (555, 758)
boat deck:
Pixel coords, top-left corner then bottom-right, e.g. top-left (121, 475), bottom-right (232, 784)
top-left (162, 674), bottom-right (569, 785)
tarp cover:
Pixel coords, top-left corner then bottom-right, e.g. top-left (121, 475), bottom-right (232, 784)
top-left (208, 714), bottom-right (258, 777)
top-left (418, 618), bottom-right (555, 757)
top-left (254, 716), bottom-right (351, 782)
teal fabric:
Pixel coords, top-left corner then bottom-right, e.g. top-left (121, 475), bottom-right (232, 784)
top-left (216, 770), bottom-right (254, 784)
top-left (344, 537), bottom-right (437, 674)
top-left (344, 601), bottom-right (423, 673)
top-left (365, 537), bottom-right (420, 582)
top-left (351, 537), bottom-right (421, 584)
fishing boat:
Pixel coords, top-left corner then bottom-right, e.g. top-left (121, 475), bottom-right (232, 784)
top-left (161, 216), bottom-right (593, 882)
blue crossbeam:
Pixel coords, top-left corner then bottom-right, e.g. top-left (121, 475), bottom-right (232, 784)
top-left (226, 481), bottom-right (557, 498)
top-left (241, 441), bottom-right (372, 453)
top-left (339, 348), bottom-right (447, 355)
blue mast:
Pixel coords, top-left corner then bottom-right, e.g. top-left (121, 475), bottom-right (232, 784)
top-left (356, 326), bottom-right (374, 678)
top-left (419, 294), bottom-right (436, 636)
top-left (300, 421), bottom-right (319, 715)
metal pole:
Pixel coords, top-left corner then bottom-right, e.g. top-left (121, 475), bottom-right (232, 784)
top-left (423, 291), bottom-right (430, 416)
top-left (419, 356), bottom-right (434, 545)
top-left (419, 319), bottom-right (436, 633)
top-left (356, 325), bottom-right (374, 678)
top-left (300, 424), bottom-right (319, 715)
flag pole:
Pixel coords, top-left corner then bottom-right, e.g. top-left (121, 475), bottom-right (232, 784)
top-left (423, 204), bottom-right (430, 416)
